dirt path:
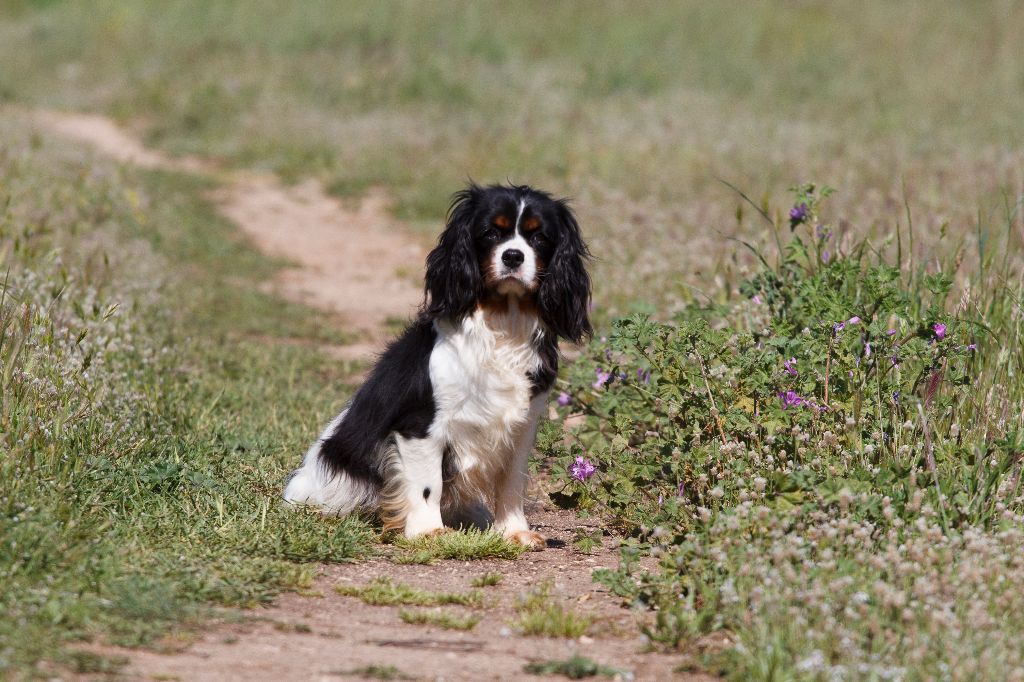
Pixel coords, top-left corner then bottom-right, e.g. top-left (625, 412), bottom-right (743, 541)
top-left (35, 110), bottom-right (424, 359)
top-left (34, 111), bottom-right (708, 681)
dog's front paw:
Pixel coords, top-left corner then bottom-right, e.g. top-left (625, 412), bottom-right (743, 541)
top-left (405, 526), bottom-right (451, 540)
top-left (505, 529), bottom-right (546, 550)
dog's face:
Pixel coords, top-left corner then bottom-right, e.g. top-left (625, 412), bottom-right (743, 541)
top-left (424, 184), bottom-right (592, 343)
top-left (477, 190), bottom-right (558, 296)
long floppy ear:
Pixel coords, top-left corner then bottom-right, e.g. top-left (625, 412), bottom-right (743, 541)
top-left (422, 185), bottom-right (483, 321)
top-left (538, 200), bottom-right (592, 343)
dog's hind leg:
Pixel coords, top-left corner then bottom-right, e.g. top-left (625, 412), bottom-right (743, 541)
top-left (381, 433), bottom-right (446, 538)
top-left (284, 409), bottom-right (376, 515)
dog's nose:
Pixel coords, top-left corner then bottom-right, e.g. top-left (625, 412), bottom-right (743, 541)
top-left (502, 249), bottom-right (525, 268)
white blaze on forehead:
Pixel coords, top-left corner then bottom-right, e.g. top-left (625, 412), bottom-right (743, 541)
top-left (513, 198), bottom-right (527, 232)
top-left (494, 197), bottom-right (538, 291)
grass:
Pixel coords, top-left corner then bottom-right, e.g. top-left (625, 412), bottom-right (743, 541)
top-left (524, 655), bottom-right (624, 680)
top-left (335, 578), bottom-right (483, 608)
top-left (1, 2), bottom-right (1022, 316)
top-left (549, 185), bottom-right (1024, 678)
top-left (513, 583), bottom-right (592, 639)
top-left (333, 665), bottom-right (412, 681)
top-left (392, 529), bottom-right (527, 564)
top-left (0, 111), bottom-right (372, 674)
top-left (2, 3), bottom-right (1024, 679)
top-left (61, 651), bottom-right (130, 675)
top-left (399, 609), bottom-right (481, 631)
top-left (471, 572), bottom-right (504, 587)
top-left (572, 530), bottom-right (603, 555)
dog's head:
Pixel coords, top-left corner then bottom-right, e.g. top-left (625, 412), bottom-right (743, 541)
top-left (423, 183), bottom-right (592, 343)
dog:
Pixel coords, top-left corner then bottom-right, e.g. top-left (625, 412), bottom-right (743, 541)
top-left (283, 183), bottom-right (591, 547)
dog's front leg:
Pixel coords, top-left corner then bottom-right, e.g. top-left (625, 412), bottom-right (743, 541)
top-left (386, 434), bottom-right (446, 538)
top-left (492, 395), bottom-right (547, 549)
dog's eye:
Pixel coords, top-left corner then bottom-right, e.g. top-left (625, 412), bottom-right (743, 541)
top-left (529, 232), bottom-right (549, 246)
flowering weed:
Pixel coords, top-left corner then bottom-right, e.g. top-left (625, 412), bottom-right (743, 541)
top-left (547, 185), bottom-right (1024, 679)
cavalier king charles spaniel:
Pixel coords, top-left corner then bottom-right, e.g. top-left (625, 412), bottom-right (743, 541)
top-left (283, 183), bottom-right (590, 548)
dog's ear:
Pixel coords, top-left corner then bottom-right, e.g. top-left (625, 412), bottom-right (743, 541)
top-left (423, 185), bottom-right (483, 321)
top-left (539, 200), bottom-right (592, 343)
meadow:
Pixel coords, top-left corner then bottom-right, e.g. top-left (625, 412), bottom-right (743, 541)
top-left (1, 1), bottom-right (1023, 678)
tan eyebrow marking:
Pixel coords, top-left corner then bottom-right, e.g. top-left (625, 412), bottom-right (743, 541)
top-left (523, 216), bottom-right (540, 232)
top-left (493, 214), bottom-right (511, 229)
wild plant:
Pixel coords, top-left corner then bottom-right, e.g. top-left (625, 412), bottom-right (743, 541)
top-left (544, 184), bottom-right (1024, 679)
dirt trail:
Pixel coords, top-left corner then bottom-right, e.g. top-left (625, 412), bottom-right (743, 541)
top-left (35, 110), bottom-right (424, 358)
top-left (35, 111), bottom-right (709, 681)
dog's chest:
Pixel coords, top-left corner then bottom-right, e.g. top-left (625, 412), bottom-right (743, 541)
top-left (430, 309), bottom-right (541, 447)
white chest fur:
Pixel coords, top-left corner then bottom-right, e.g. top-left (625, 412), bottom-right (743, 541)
top-left (429, 302), bottom-right (543, 474)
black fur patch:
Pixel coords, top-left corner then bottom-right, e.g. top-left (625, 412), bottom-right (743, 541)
top-left (529, 332), bottom-right (559, 397)
top-left (318, 319), bottom-right (437, 486)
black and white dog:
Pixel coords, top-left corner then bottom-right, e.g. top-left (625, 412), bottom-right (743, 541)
top-left (283, 183), bottom-right (590, 547)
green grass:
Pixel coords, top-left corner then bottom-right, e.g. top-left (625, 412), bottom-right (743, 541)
top-left (524, 655), bottom-right (624, 679)
top-left (1, 2), bottom-right (1022, 315)
top-left (60, 650), bottom-right (130, 675)
top-left (3, 3), bottom-right (1024, 679)
top-left (0, 111), bottom-right (372, 674)
top-left (549, 186), bottom-right (1024, 679)
top-left (335, 578), bottom-right (483, 608)
top-left (470, 572), bottom-right (504, 587)
top-left (392, 529), bottom-right (527, 564)
top-left (513, 583), bottom-right (592, 639)
top-left (399, 608), bottom-right (481, 631)
top-left (333, 665), bottom-right (412, 681)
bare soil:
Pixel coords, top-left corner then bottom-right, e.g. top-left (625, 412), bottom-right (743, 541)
top-left (34, 111), bottom-right (712, 681)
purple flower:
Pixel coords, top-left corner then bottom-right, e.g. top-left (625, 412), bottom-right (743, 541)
top-left (815, 224), bottom-right (832, 241)
top-left (834, 316), bottom-right (861, 334)
top-left (967, 343), bottom-right (977, 351)
top-left (779, 390), bottom-right (804, 410)
top-left (789, 203), bottom-right (809, 226)
top-left (887, 329), bottom-right (898, 336)
top-left (891, 355), bottom-right (900, 368)
top-left (783, 357), bottom-right (798, 376)
top-left (677, 481), bottom-right (686, 497)
top-left (570, 456), bottom-right (596, 481)
top-left (864, 342), bottom-right (872, 357)
top-left (752, 294), bottom-right (762, 305)
top-left (933, 323), bottom-right (946, 340)
top-left (636, 368), bottom-right (651, 384)
top-left (557, 392), bottom-right (571, 406)
top-left (822, 250), bottom-right (831, 264)
top-left (593, 368), bottom-right (612, 389)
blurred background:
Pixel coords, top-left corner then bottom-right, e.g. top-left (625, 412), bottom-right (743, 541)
top-left (1, 0), bottom-right (1022, 312)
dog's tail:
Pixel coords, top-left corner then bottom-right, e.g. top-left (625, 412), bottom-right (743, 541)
top-left (283, 409), bottom-right (379, 515)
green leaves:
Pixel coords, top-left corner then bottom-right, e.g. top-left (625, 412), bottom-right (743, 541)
top-left (547, 181), bottom-right (1001, 539)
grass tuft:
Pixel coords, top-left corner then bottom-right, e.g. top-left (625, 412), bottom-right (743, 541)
top-left (61, 651), bottom-right (130, 675)
top-left (471, 572), bottom-right (504, 587)
top-left (393, 529), bottom-right (527, 563)
top-left (399, 608), bottom-right (481, 631)
top-left (524, 655), bottom-right (624, 679)
top-left (513, 583), bottom-right (592, 638)
top-left (335, 577), bottom-right (483, 608)
top-left (333, 665), bottom-right (412, 680)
